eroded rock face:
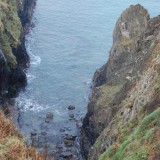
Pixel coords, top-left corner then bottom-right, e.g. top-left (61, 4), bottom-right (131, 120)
top-left (81, 4), bottom-right (160, 160)
top-left (93, 4), bottom-right (149, 87)
top-left (0, 0), bottom-right (36, 97)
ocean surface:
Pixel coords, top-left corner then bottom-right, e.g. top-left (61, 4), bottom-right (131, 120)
top-left (15, 0), bottom-right (160, 159)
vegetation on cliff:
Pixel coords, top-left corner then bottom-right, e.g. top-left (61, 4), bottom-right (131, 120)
top-left (98, 38), bottom-right (160, 159)
top-left (0, 1), bottom-right (47, 160)
top-left (0, 0), bottom-right (31, 96)
top-left (0, 111), bottom-right (46, 160)
top-left (0, 0), bottom-right (22, 67)
top-left (82, 4), bottom-right (160, 160)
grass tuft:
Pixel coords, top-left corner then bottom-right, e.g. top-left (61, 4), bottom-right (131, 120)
top-left (0, 111), bottom-right (47, 160)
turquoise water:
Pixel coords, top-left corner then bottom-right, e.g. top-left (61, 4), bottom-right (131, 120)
top-left (15, 0), bottom-right (160, 158)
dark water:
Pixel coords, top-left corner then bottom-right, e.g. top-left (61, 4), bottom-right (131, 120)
top-left (14, 0), bottom-right (160, 159)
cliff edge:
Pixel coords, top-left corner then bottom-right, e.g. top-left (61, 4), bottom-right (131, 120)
top-left (81, 4), bottom-right (160, 160)
top-left (0, 1), bottom-right (47, 160)
top-left (0, 0), bottom-right (35, 98)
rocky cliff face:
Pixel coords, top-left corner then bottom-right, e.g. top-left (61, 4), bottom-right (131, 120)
top-left (81, 4), bottom-right (160, 160)
top-left (0, 0), bottom-right (35, 98)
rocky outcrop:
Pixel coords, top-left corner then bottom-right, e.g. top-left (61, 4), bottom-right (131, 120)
top-left (18, 0), bottom-right (36, 31)
top-left (81, 4), bottom-right (160, 160)
top-left (0, 0), bottom-right (36, 98)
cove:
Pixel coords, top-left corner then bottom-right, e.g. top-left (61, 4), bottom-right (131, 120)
top-left (14, 0), bottom-right (160, 159)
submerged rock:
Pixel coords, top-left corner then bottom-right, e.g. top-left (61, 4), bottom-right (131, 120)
top-left (46, 112), bottom-right (54, 120)
top-left (65, 135), bottom-right (77, 141)
top-left (64, 139), bottom-right (73, 147)
top-left (60, 151), bottom-right (73, 159)
top-left (68, 105), bottom-right (75, 110)
top-left (31, 132), bottom-right (37, 136)
top-left (69, 113), bottom-right (74, 119)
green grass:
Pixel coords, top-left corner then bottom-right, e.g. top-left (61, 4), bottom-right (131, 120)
top-left (0, 0), bottom-right (22, 67)
top-left (96, 84), bottom-right (122, 108)
top-left (98, 108), bottom-right (160, 160)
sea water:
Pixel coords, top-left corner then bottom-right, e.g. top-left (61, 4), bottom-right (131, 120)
top-left (15, 0), bottom-right (160, 159)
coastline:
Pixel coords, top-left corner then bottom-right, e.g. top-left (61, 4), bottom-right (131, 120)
top-left (0, 0), bottom-right (48, 159)
top-left (0, 0), bottom-right (36, 100)
top-left (81, 4), bottom-right (160, 160)
top-left (0, 1), bottom-right (159, 160)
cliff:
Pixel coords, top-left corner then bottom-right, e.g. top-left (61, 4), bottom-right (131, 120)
top-left (81, 4), bottom-right (160, 160)
top-left (0, 0), bottom-right (35, 98)
top-left (0, 1), bottom-right (47, 159)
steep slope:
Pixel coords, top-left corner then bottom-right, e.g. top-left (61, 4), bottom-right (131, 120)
top-left (0, 0), bottom-right (35, 97)
top-left (81, 4), bottom-right (160, 160)
top-left (0, 111), bottom-right (46, 160)
top-left (0, 1), bottom-right (47, 160)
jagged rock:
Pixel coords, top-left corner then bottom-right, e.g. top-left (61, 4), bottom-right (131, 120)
top-left (81, 4), bottom-right (160, 160)
top-left (93, 4), bottom-right (149, 87)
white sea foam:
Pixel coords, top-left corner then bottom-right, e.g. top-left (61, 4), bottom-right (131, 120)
top-left (30, 54), bottom-right (42, 65)
top-left (55, 109), bottom-right (66, 116)
top-left (15, 94), bottom-right (49, 112)
top-left (26, 29), bottom-right (42, 66)
top-left (26, 73), bottom-right (36, 82)
top-left (83, 79), bottom-right (91, 85)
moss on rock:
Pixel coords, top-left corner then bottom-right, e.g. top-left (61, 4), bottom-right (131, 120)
top-left (0, 0), bottom-right (22, 67)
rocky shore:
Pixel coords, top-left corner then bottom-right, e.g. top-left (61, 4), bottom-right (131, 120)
top-left (0, 1), bottom-right (83, 160)
top-left (0, 1), bottom-right (160, 160)
top-left (81, 4), bottom-right (160, 160)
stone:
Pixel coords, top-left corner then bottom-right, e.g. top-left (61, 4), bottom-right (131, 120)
top-left (30, 105), bottom-right (34, 108)
top-left (65, 135), bottom-right (77, 141)
top-left (69, 113), bottom-right (74, 119)
top-left (68, 105), bottom-right (75, 110)
top-left (46, 112), bottom-right (53, 120)
top-left (64, 139), bottom-right (73, 147)
top-left (31, 132), bottom-right (37, 136)
top-left (60, 151), bottom-right (73, 158)
top-left (56, 144), bottom-right (63, 150)
top-left (60, 128), bottom-right (65, 132)
top-left (45, 118), bottom-right (50, 123)
top-left (41, 132), bottom-right (47, 136)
